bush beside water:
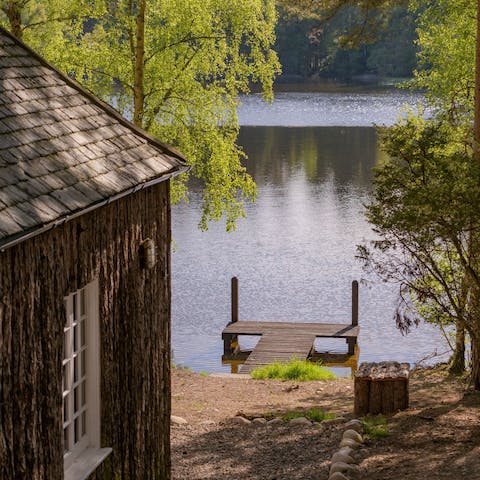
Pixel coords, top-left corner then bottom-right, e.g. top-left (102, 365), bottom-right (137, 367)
top-left (251, 359), bottom-right (337, 381)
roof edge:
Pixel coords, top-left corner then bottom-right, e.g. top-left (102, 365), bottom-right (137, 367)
top-left (0, 163), bottom-right (190, 252)
top-left (0, 26), bottom-right (188, 165)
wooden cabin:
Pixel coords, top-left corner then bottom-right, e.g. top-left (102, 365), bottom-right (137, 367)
top-left (0, 28), bottom-right (189, 480)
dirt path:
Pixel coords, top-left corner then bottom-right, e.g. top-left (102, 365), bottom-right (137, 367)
top-left (171, 366), bottom-right (480, 480)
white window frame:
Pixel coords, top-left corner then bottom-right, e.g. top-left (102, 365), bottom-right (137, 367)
top-left (62, 279), bottom-right (111, 480)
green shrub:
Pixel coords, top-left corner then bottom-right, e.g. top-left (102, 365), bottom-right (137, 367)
top-left (251, 359), bottom-right (336, 381)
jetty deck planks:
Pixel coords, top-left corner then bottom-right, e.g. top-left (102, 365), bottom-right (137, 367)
top-left (222, 321), bottom-right (359, 374)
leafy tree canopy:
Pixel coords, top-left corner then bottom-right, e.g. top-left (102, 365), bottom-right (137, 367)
top-left (275, 4), bottom-right (417, 81)
top-left (0, 0), bottom-right (281, 231)
top-left (277, 0), bottom-right (408, 46)
top-left (410, 0), bottom-right (476, 121)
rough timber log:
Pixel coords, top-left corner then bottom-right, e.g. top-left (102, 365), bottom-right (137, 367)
top-left (354, 361), bottom-right (410, 415)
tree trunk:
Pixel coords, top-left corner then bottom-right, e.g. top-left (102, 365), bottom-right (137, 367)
top-left (449, 319), bottom-right (465, 374)
top-left (3, 2), bottom-right (22, 39)
top-left (470, 0), bottom-right (480, 389)
top-left (475, 0), bottom-right (480, 153)
top-left (470, 332), bottom-right (480, 390)
top-left (133, 0), bottom-right (146, 127)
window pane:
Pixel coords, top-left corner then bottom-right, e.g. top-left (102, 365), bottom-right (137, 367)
top-left (64, 426), bottom-right (69, 453)
top-left (81, 350), bottom-right (86, 377)
top-left (74, 417), bottom-right (79, 444)
top-left (63, 329), bottom-right (69, 359)
top-left (74, 355), bottom-right (79, 383)
top-left (63, 362), bottom-right (70, 391)
top-left (81, 380), bottom-right (86, 407)
top-left (63, 396), bottom-right (69, 423)
top-left (80, 289), bottom-right (86, 316)
top-left (80, 321), bottom-right (86, 348)
top-left (73, 325), bottom-right (78, 352)
top-left (73, 294), bottom-right (77, 321)
top-left (81, 411), bottom-right (86, 436)
top-left (74, 386), bottom-right (78, 413)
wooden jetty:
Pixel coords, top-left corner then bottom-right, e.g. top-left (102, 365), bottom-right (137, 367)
top-left (222, 277), bottom-right (360, 374)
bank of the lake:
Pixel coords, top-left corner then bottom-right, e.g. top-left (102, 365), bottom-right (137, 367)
top-left (171, 366), bottom-right (480, 480)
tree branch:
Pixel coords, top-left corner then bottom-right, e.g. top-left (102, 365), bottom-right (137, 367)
top-left (22, 15), bottom-right (84, 30)
top-left (144, 33), bottom-right (227, 65)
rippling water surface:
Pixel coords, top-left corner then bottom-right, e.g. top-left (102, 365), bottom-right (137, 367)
top-left (238, 91), bottom-right (425, 126)
top-left (171, 91), bottom-right (448, 373)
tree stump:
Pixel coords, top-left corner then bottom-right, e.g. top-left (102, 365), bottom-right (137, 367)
top-left (354, 361), bottom-right (410, 415)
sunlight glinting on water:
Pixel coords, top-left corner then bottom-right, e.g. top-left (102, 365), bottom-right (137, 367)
top-left (237, 91), bottom-right (425, 127)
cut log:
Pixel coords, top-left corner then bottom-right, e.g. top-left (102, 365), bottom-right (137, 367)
top-left (354, 361), bottom-right (410, 415)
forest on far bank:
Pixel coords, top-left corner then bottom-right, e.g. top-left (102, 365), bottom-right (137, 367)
top-left (275, 4), bottom-right (418, 84)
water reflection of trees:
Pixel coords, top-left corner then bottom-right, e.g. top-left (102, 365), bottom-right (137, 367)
top-left (238, 126), bottom-right (384, 190)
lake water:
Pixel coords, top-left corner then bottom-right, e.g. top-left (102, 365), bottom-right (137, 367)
top-left (171, 90), bottom-right (449, 374)
top-left (237, 90), bottom-right (424, 126)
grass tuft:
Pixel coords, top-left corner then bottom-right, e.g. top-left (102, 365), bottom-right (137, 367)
top-left (251, 359), bottom-right (336, 381)
top-left (362, 414), bottom-right (389, 439)
top-left (282, 408), bottom-right (335, 422)
top-left (171, 362), bottom-right (193, 371)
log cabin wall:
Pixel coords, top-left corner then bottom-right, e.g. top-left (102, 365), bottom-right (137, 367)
top-left (0, 181), bottom-right (172, 480)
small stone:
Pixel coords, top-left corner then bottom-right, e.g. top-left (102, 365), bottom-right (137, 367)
top-left (322, 417), bottom-right (346, 427)
top-left (358, 447), bottom-right (369, 456)
top-left (267, 418), bottom-right (284, 426)
top-left (199, 420), bottom-right (216, 426)
top-left (329, 472), bottom-right (350, 480)
top-left (339, 437), bottom-right (361, 449)
top-left (343, 419), bottom-right (364, 433)
top-left (330, 462), bottom-right (360, 478)
top-left (230, 416), bottom-right (251, 425)
top-left (331, 452), bottom-right (355, 465)
top-left (252, 417), bottom-right (267, 424)
top-left (171, 415), bottom-right (188, 425)
top-left (289, 416), bottom-right (311, 426)
top-left (343, 429), bottom-right (363, 443)
top-left (337, 446), bottom-right (355, 458)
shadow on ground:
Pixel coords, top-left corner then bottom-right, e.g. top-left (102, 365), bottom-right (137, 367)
top-left (171, 421), bottom-right (344, 480)
top-left (359, 371), bottom-right (480, 480)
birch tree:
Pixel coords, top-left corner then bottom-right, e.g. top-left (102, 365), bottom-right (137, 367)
top-left (0, 0), bottom-right (280, 231)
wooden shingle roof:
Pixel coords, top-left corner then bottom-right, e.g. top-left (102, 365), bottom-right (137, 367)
top-left (0, 27), bottom-right (189, 250)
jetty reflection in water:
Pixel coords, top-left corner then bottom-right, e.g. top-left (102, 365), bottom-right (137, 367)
top-left (223, 346), bottom-right (360, 376)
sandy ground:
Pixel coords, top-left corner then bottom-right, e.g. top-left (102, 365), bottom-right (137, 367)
top-left (171, 366), bottom-right (480, 480)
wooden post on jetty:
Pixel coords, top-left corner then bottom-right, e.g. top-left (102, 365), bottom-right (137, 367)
top-left (348, 280), bottom-right (359, 355)
top-left (224, 277), bottom-right (239, 355)
top-left (352, 280), bottom-right (358, 326)
top-left (231, 276), bottom-right (239, 324)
